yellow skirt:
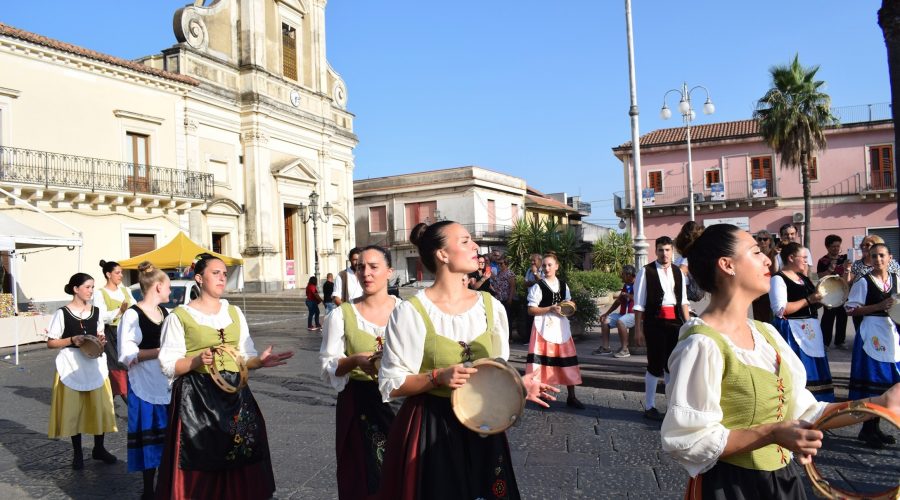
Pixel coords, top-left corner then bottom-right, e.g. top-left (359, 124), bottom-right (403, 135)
top-left (48, 373), bottom-right (118, 438)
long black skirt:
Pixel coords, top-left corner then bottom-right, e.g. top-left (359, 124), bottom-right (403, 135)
top-left (686, 461), bottom-right (807, 499)
top-left (155, 371), bottom-right (275, 500)
top-left (336, 379), bottom-right (395, 500)
top-left (379, 393), bottom-right (520, 500)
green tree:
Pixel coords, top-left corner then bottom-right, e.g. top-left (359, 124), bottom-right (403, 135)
top-left (591, 231), bottom-right (634, 273)
top-left (754, 55), bottom-right (836, 247)
top-left (505, 218), bottom-right (577, 276)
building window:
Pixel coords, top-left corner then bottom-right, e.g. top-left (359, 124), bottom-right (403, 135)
top-left (704, 168), bottom-right (721, 189)
top-left (869, 144), bottom-right (894, 190)
top-left (405, 201), bottom-right (437, 230)
top-left (647, 170), bottom-right (663, 193)
top-left (511, 203), bottom-right (519, 222)
top-left (750, 156), bottom-right (773, 183)
top-left (283, 207), bottom-right (296, 260)
top-left (282, 23), bottom-right (298, 81)
top-left (807, 156), bottom-right (819, 182)
top-left (212, 232), bottom-right (228, 255)
top-left (127, 132), bottom-right (150, 193)
top-left (369, 206), bottom-right (387, 233)
top-left (128, 233), bottom-right (156, 283)
top-left (487, 199), bottom-right (496, 231)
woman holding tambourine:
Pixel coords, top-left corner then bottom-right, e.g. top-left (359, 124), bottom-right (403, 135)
top-left (319, 245), bottom-right (400, 499)
top-left (46, 272), bottom-right (118, 470)
top-left (846, 242), bottom-right (900, 449)
top-left (525, 252), bottom-right (585, 409)
top-left (156, 254), bottom-right (293, 499)
top-left (378, 221), bottom-right (557, 500)
top-left (661, 224), bottom-right (900, 499)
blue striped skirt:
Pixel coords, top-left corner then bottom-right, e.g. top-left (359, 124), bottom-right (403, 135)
top-left (773, 317), bottom-right (835, 402)
top-left (126, 382), bottom-right (168, 472)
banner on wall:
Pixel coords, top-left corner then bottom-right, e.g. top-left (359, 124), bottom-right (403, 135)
top-left (710, 183), bottom-right (725, 201)
top-left (641, 188), bottom-right (656, 206)
top-left (751, 179), bottom-right (768, 198)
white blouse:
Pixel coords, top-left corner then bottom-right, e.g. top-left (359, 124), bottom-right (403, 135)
top-left (661, 318), bottom-right (828, 477)
top-left (378, 290), bottom-right (510, 402)
top-left (768, 274), bottom-right (793, 317)
top-left (118, 307), bottom-right (171, 405)
top-left (158, 300), bottom-right (257, 380)
top-left (846, 273), bottom-right (896, 310)
top-left (526, 278), bottom-right (571, 306)
top-left (319, 297), bottom-right (402, 392)
top-left (47, 307), bottom-right (108, 391)
top-left (633, 262), bottom-right (689, 311)
top-left (93, 285), bottom-right (134, 326)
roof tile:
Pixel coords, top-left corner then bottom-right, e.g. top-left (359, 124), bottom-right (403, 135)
top-left (616, 118), bottom-right (759, 149)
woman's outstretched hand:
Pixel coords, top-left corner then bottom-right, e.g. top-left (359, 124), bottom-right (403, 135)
top-left (523, 376), bottom-right (560, 408)
top-left (258, 345), bottom-right (294, 368)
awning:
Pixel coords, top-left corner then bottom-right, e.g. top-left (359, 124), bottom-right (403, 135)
top-left (117, 231), bottom-right (243, 269)
top-left (0, 212), bottom-right (83, 249)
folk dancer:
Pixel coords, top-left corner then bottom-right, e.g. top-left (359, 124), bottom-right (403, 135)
top-left (95, 259), bottom-right (134, 402)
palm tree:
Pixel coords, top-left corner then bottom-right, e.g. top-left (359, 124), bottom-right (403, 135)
top-left (754, 55), bottom-right (836, 248)
top-left (879, 0), bottom-right (900, 223)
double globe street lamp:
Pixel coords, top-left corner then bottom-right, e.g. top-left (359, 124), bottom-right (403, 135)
top-left (298, 190), bottom-right (332, 280)
top-left (660, 83), bottom-right (715, 221)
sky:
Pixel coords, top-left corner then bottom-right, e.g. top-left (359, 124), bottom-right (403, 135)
top-left (0, 1), bottom-right (890, 227)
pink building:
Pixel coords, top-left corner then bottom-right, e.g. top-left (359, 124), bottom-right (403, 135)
top-left (612, 104), bottom-right (898, 260)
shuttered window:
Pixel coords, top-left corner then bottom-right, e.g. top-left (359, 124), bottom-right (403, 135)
top-left (750, 156), bottom-right (773, 182)
top-left (282, 23), bottom-right (298, 81)
top-left (648, 171), bottom-right (663, 192)
top-left (129, 234), bottom-right (155, 257)
top-left (869, 227), bottom-right (900, 260)
top-left (808, 156), bottom-right (819, 182)
top-left (869, 145), bottom-right (894, 190)
top-left (704, 169), bottom-right (721, 188)
top-left (369, 206), bottom-right (387, 233)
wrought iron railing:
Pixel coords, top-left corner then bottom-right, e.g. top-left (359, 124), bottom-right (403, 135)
top-left (0, 145), bottom-right (214, 200)
top-left (380, 223), bottom-right (513, 245)
top-left (830, 102), bottom-right (892, 124)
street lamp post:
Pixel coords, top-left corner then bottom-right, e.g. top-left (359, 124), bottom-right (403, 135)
top-left (660, 82), bottom-right (715, 221)
top-left (623, 0), bottom-right (649, 267)
top-left (298, 190), bottom-right (333, 280)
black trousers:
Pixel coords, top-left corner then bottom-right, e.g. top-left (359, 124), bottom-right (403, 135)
top-left (645, 318), bottom-right (681, 377)
top-left (821, 306), bottom-right (848, 346)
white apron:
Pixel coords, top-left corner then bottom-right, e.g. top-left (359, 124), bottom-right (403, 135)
top-left (787, 317), bottom-right (826, 358)
top-left (534, 313), bottom-right (571, 344)
top-left (859, 315), bottom-right (900, 363)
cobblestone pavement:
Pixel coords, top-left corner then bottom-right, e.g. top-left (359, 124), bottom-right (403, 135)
top-left (1, 314), bottom-right (897, 499)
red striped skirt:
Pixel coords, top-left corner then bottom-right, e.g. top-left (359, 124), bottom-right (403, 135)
top-left (524, 327), bottom-right (582, 386)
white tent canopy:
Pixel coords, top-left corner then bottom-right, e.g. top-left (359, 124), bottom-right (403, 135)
top-left (0, 212), bottom-right (83, 249)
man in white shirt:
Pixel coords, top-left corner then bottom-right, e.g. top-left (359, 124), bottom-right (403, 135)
top-left (332, 248), bottom-right (363, 305)
top-left (633, 236), bottom-right (690, 421)
top-left (775, 223), bottom-right (813, 270)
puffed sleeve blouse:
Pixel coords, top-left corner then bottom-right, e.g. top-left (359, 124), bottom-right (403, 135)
top-left (660, 318), bottom-right (828, 477)
top-left (158, 299), bottom-right (257, 380)
top-left (320, 296), bottom-right (402, 392)
top-left (378, 290), bottom-right (510, 402)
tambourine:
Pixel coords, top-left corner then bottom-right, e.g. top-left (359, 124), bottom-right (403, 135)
top-left (79, 335), bottom-right (103, 359)
top-left (816, 275), bottom-right (850, 309)
top-left (888, 295), bottom-right (900, 325)
top-left (451, 358), bottom-right (526, 436)
top-left (208, 344), bottom-right (249, 394)
top-left (558, 300), bottom-right (577, 317)
top-left (805, 400), bottom-right (900, 500)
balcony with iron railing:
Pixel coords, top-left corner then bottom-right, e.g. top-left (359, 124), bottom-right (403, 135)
top-left (368, 223), bottom-right (514, 247)
top-left (0, 145), bottom-right (214, 202)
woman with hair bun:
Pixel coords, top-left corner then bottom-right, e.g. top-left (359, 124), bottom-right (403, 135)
top-left (47, 273), bottom-right (118, 470)
top-left (94, 259), bottom-right (134, 402)
top-left (156, 253), bottom-right (294, 499)
top-left (378, 221), bottom-right (558, 500)
top-left (525, 251), bottom-right (584, 409)
top-left (117, 261), bottom-right (171, 499)
top-left (769, 243), bottom-right (834, 402)
top-left (661, 224), bottom-right (900, 499)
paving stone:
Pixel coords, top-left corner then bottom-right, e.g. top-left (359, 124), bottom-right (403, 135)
top-left (575, 465), bottom-right (657, 494)
top-left (517, 466), bottom-right (577, 498)
top-left (526, 450), bottom-right (598, 467)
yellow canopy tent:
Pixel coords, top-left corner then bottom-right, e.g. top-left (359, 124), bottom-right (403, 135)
top-left (118, 232), bottom-right (243, 269)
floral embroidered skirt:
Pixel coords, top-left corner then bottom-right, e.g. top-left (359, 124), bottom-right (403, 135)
top-left (379, 393), bottom-right (520, 500)
top-left (335, 379), bottom-right (394, 500)
top-left (773, 317), bottom-right (834, 402)
top-left (155, 371), bottom-right (275, 500)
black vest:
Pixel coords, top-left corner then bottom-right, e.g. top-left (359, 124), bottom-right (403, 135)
top-left (129, 304), bottom-right (169, 349)
top-left (537, 278), bottom-right (568, 307)
top-left (643, 263), bottom-right (684, 322)
top-left (777, 271), bottom-right (817, 319)
top-left (60, 306), bottom-right (101, 348)
top-left (863, 273), bottom-right (899, 317)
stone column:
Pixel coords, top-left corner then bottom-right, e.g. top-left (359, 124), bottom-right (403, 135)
top-left (241, 130), bottom-right (280, 292)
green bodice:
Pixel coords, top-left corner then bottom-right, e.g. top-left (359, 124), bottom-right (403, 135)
top-left (173, 305), bottom-right (242, 374)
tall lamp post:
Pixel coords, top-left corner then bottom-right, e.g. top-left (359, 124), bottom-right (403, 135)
top-left (660, 82), bottom-right (715, 221)
top-left (623, 0), bottom-right (649, 267)
top-left (298, 190), bottom-right (332, 280)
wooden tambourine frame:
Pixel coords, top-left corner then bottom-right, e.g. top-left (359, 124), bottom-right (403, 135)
top-left (451, 358), bottom-right (526, 436)
top-left (816, 275), bottom-right (850, 309)
top-left (558, 300), bottom-right (577, 317)
top-left (78, 335), bottom-right (103, 359)
top-left (208, 344), bottom-right (249, 394)
top-left (805, 400), bottom-right (900, 500)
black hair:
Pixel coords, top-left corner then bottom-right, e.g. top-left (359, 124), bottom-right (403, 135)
top-left (308, 275), bottom-right (318, 285)
top-left (64, 272), bottom-right (94, 295)
top-left (360, 245), bottom-right (392, 267)
top-left (870, 243), bottom-right (891, 256)
top-left (348, 247), bottom-right (362, 259)
top-left (622, 264), bottom-right (636, 276)
top-left (824, 234), bottom-right (842, 247)
top-left (779, 242), bottom-right (803, 264)
top-left (683, 224), bottom-right (741, 294)
top-left (409, 220), bottom-right (456, 273)
top-left (779, 223), bottom-right (794, 237)
top-left (99, 259), bottom-right (120, 278)
top-left (674, 221), bottom-right (703, 255)
top-left (655, 236), bottom-right (674, 249)
top-left (193, 253), bottom-right (223, 276)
